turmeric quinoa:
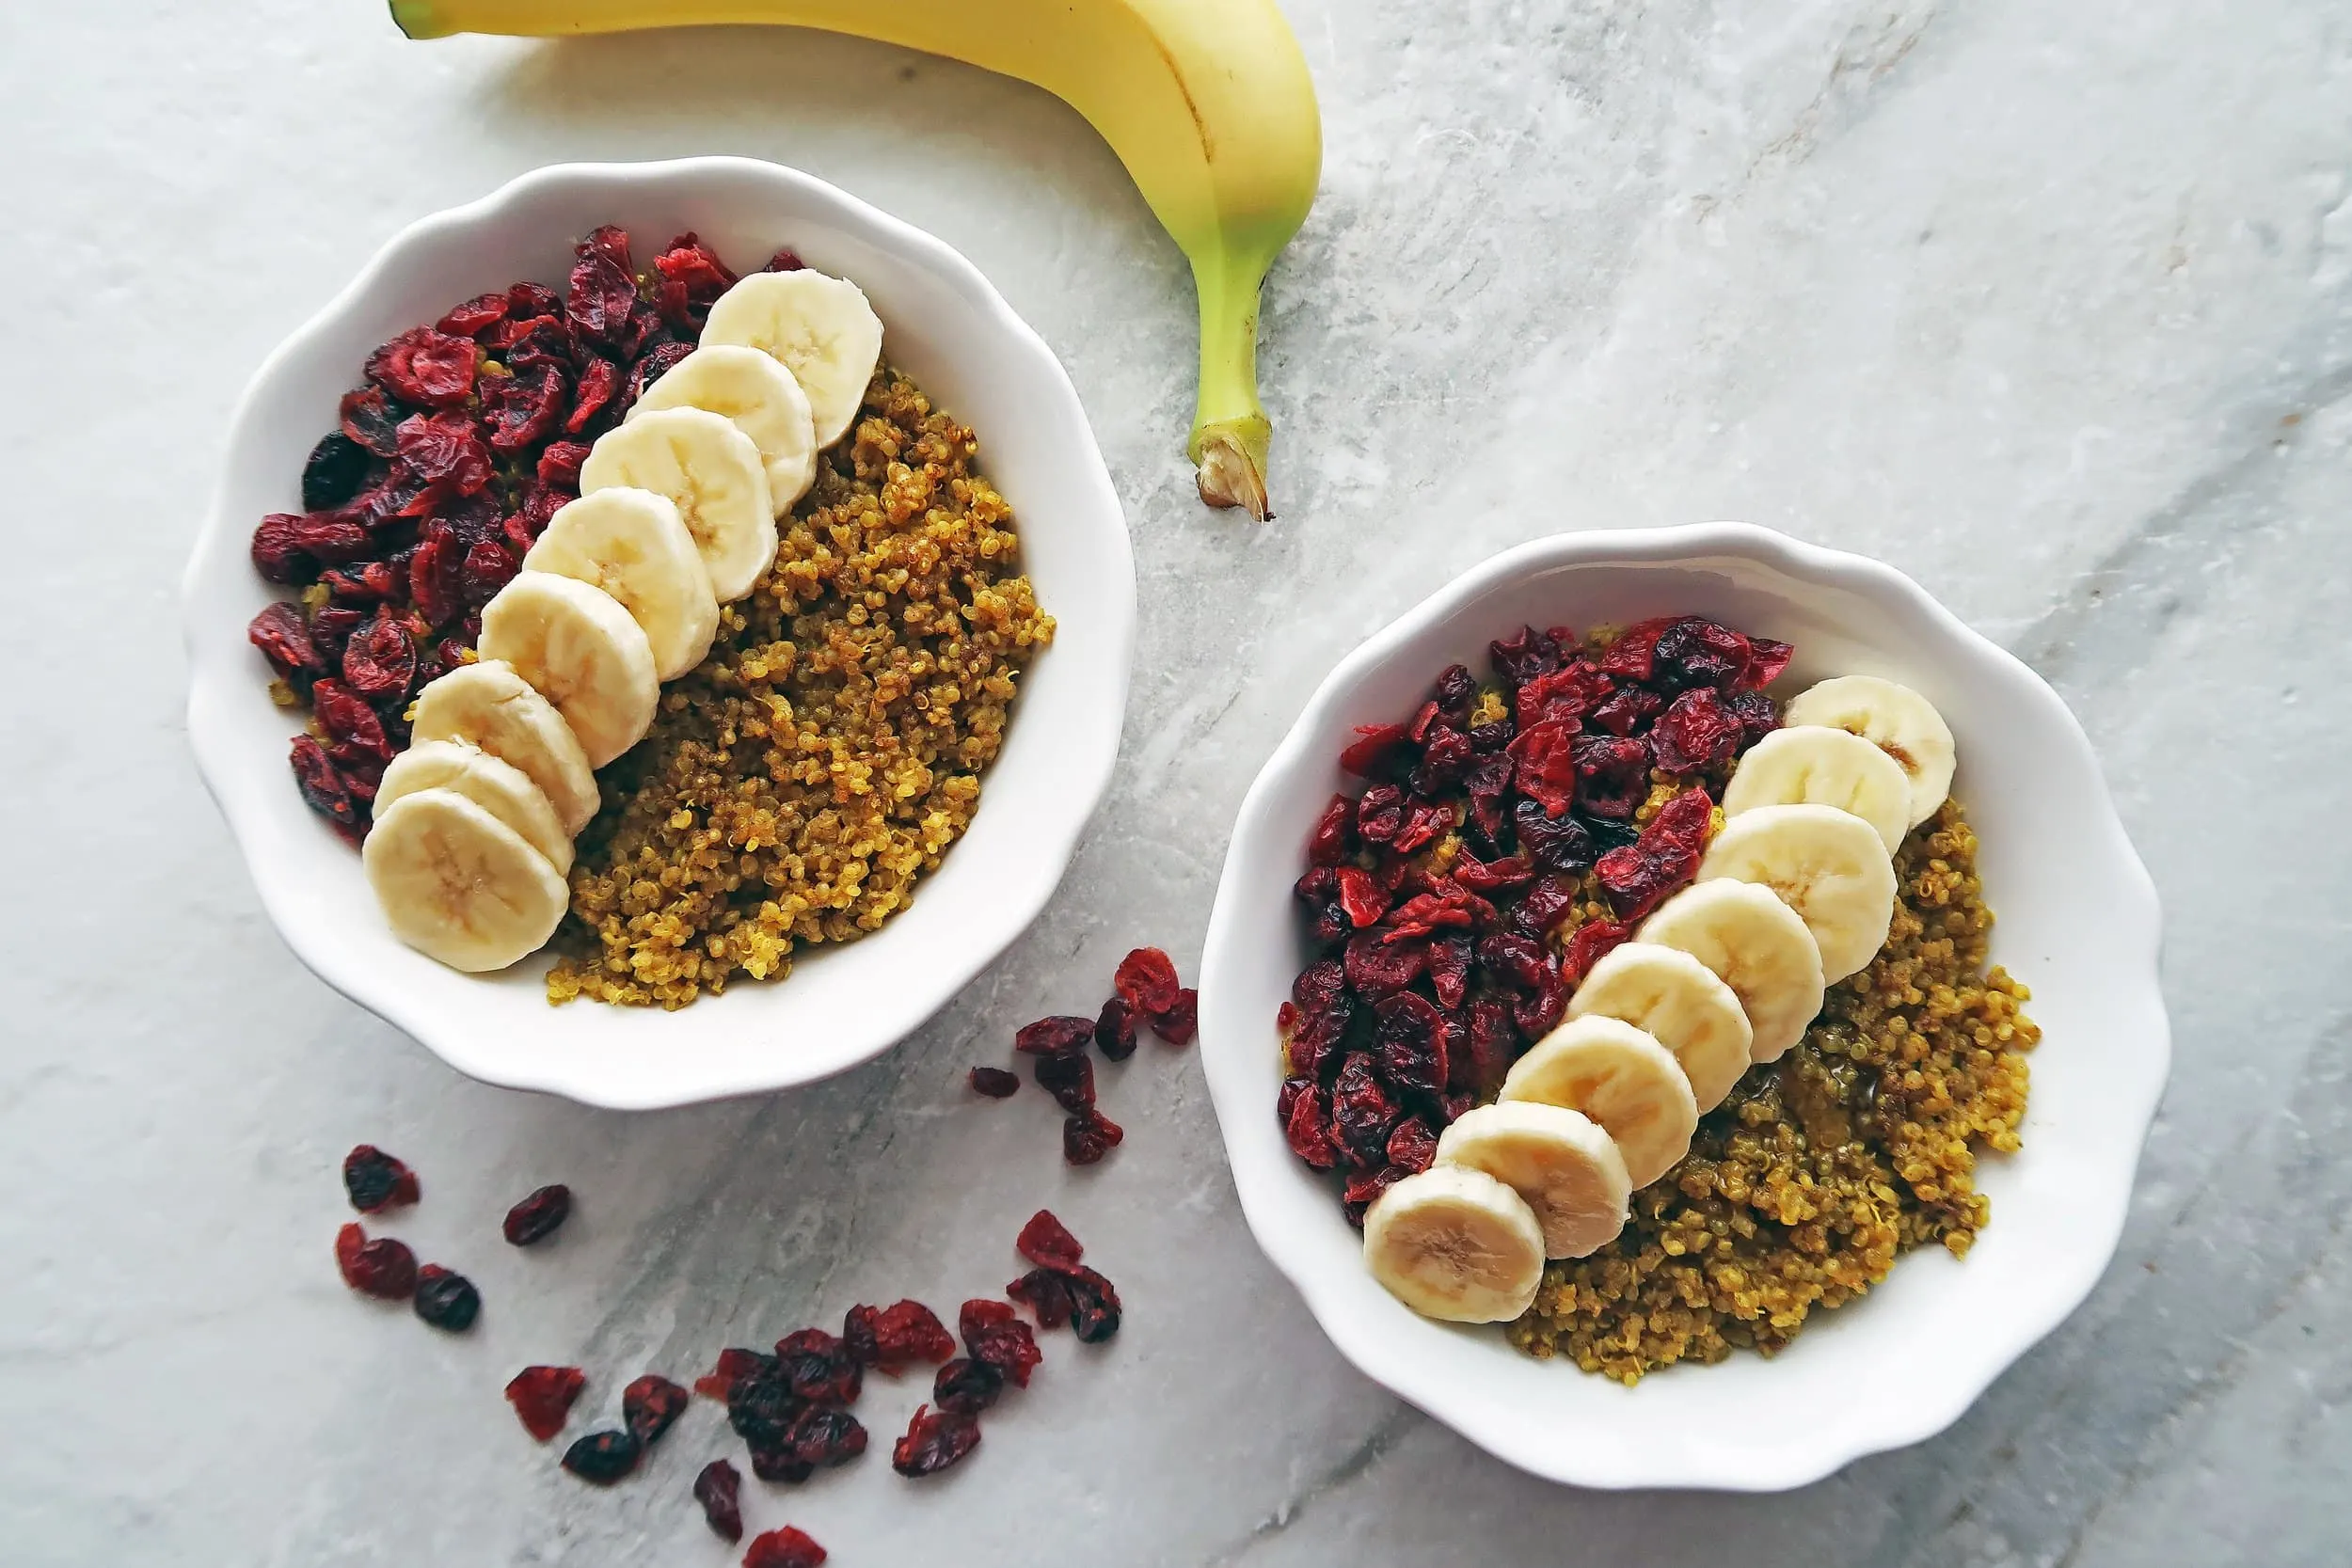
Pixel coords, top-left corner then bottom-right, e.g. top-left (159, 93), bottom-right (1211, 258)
top-left (1507, 798), bottom-right (2038, 1381)
top-left (547, 368), bottom-right (1053, 1008)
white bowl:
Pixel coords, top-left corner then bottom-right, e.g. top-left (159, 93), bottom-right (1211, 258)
top-left (1197, 523), bottom-right (2167, 1490)
top-left (184, 159), bottom-right (1135, 1109)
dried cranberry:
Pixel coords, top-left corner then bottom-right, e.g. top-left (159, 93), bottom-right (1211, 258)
top-left (1516, 660), bottom-right (1612, 730)
top-left (565, 238), bottom-right (639, 349)
top-left (1007, 1267), bottom-right (1075, 1328)
top-left (1428, 934), bottom-right (1472, 1008)
top-left (1016, 1209), bottom-right (1085, 1272)
top-left (1372, 991), bottom-right (1447, 1097)
top-left (333, 1222), bottom-right (416, 1299)
top-left (695, 1347), bottom-right (772, 1402)
top-left (1514, 972), bottom-right (1569, 1037)
top-left (764, 247), bottom-right (806, 273)
top-left (1476, 932), bottom-right (1550, 991)
top-left (1113, 947), bottom-right (1182, 1016)
top-left (1284, 1083), bottom-right (1343, 1169)
top-left (339, 386), bottom-right (403, 457)
top-left (1411, 726), bottom-right (1473, 795)
top-left (504, 1365), bottom-right (585, 1441)
top-left (1339, 722), bottom-right (1412, 778)
top-left (406, 526), bottom-right (462, 628)
top-left (858, 1300), bottom-right (955, 1372)
top-left (1489, 625), bottom-right (1562, 686)
top-left (1151, 989), bottom-right (1199, 1045)
top-left (477, 363), bottom-right (567, 453)
top-left (1571, 734), bottom-right (1651, 819)
top-left (489, 1186), bottom-right (570, 1250)
top-left (300, 430), bottom-right (373, 512)
top-left (437, 292), bottom-right (509, 338)
top-left (968, 1065), bottom-right (1020, 1098)
top-left (1390, 800), bottom-right (1454, 855)
top-left (1452, 849), bottom-right (1535, 894)
top-left (250, 515), bottom-right (315, 584)
top-left (393, 410), bottom-right (492, 498)
top-left (750, 1446), bottom-right (815, 1484)
top-left (497, 313), bottom-right (570, 369)
top-left (1740, 636), bottom-right (1794, 689)
top-left (561, 1429), bottom-right (641, 1485)
top-left (1724, 689), bottom-right (1781, 747)
top-left (744, 1526), bottom-right (828, 1568)
top-left (1306, 793), bottom-right (1357, 865)
top-left (1093, 995), bottom-right (1137, 1060)
top-left (1651, 688), bottom-right (1743, 773)
top-left (1650, 617), bottom-right (1752, 691)
top-left (619, 340), bottom-right (694, 415)
top-left (411, 1264), bottom-right (480, 1332)
top-left (1033, 1048), bottom-right (1095, 1111)
top-left (1453, 1000), bottom-right (1518, 1096)
top-left (1587, 685), bottom-right (1661, 736)
top-left (1592, 845), bottom-right (1693, 919)
top-left (1461, 751), bottom-right (1515, 844)
top-left (367, 326), bottom-right (475, 407)
top-left (1342, 1166), bottom-right (1406, 1227)
top-left (1562, 918), bottom-right (1634, 983)
top-left (1647, 787), bottom-right (1715, 853)
top-left (693, 1459), bottom-right (743, 1544)
top-left (1334, 866), bottom-right (1389, 928)
top-left (959, 1299), bottom-right (1042, 1386)
top-left (1356, 783), bottom-right (1406, 844)
top-left (1597, 616), bottom-right (1677, 681)
top-left (726, 1361), bottom-right (803, 1450)
top-left (321, 561), bottom-right (398, 606)
top-left (1387, 1117), bottom-right (1439, 1172)
top-left (340, 1144), bottom-right (418, 1212)
top-left (775, 1327), bottom-right (862, 1405)
top-left (459, 539), bottom-right (519, 609)
top-left (1510, 873), bottom-right (1583, 941)
top-left (1434, 662), bottom-right (1478, 721)
top-left (932, 1356), bottom-right (1005, 1416)
top-left (248, 602), bottom-right (321, 684)
top-left (621, 1374), bottom-right (688, 1448)
top-left (507, 279), bottom-right (561, 319)
top-left (1506, 721), bottom-right (1581, 817)
top-left (891, 1404), bottom-right (980, 1478)
top-left (288, 737), bottom-right (359, 840)
top-left (313, 680), bottom-right (394, 769)
top-left (1468, 720), bottom-right (1515, 751)
top-left (1330, 1053), bottom-right (1399, 1165)
top-left (784, 1402), bottom-right (868, 1469)
top-left (1294, 958), bottom-right (1348, 1014)
top-left (1062, 1108), bottom-right (1123, 1165)
top-left (1014, 1015), bottom-right (1096, 1056)
top-left (565, 356), bottom-right (621, 435)
top-left (339, 610), bottom-right (415, 702)
top-left (1063, 1265), bottom-right (1122, 1342)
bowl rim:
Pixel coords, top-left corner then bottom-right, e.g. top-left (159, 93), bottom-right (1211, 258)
top-left (182, 156), bottom-right (1135, 1108)
top-left (1196, 520), bottom-right (2169, 1489)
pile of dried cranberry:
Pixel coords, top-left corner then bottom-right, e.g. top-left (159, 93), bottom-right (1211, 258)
top-left (246, 226), bottom-right (803, 844)
top-left (330, 1144), bottom-right (487, 1330)
top-left (974, 946), bottom-right (1198, 1164)
top-left (1278, 617), bottom-right (1790, 1224)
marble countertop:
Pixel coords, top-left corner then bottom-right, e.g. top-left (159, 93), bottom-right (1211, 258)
top-left (7, 1), bottom-right (2348, 1561)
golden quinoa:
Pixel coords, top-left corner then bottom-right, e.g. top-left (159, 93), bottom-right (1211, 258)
top-left (1507, 797), bottom-right (2039, 1381)
top-left (546, 368), bottom-right (1053, 1008)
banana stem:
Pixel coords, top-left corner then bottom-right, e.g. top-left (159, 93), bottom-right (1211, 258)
top-left (1186, 252), bottom-right (1274, 521)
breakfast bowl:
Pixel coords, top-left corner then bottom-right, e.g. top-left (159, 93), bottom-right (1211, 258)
top-left (1195, 523), bottom-right (2167, 1490)
top-left (184, 158), bottom-right (1135, 1109)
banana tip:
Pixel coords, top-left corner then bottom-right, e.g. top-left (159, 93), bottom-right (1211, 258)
top-left (1194, 429), bottom-right (1272, 521)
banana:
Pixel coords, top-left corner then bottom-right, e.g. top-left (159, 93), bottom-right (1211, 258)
top-left (579, 406), bottom-right (776, 602)
top-left (1780, 675), bottom-right (1956, 830)
top-left (1361, 1164), bottom-right (1547, 1323)
top-left (389, 0), bottom-right (1321, 520)
top-left (1500, 1016), bottom-right (1698, 1189)
top-left (1565, 942), bottom-right (1754, 1113)
top-left (1637, 880), bottom-right (1826, 1064)
top-left (410, 659), bottom-right (600, 835)
top-left (1723, 724), bottom-right (1912, 854)
top-left (1434, 1101), bottom-right (1630, 1259)
top-left (363, 788), bottom-right (569, 973)
top-left (698, 274), bottom-right (882, 452)
top-left (373, 738), bottom-right (574, 876)
top-left (521, 488), bottom-right (720, 681)
top-left (1697, 803), bottom-right (1896, 984)
top-left (476, 571), bottom-right (660, 769)
top-left (628, 343), bottom-right (819, 513)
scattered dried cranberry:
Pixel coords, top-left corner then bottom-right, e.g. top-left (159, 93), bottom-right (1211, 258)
top-left (1014, 1015), bottom-right (1096, 1056)
top-left (891, 1405), bottom-right (981, 1478)
top-left (247, 603), bottom-right (321, 684)
top-left (340, 386), bottom-right (402, 456)
top-left (340, 609), bottom-right (415, 702)
top-left (340, 1144), bottom-right (419, 1212)
top-left (1062, 1108), bottom-right (1123, 1166)
top-left (1307, 793), bottom-right (1357, 865)
top-left (744, 1526), bottom-right (828, 1568)
top-left (333, 1223), bottom-right (417, 1300)
top-left (367, 326), bottom-right (476, 407)
top-left (1015, 1209), bottom-right (1085, 1272)
top-left (411, 1264), bottom-right (480, 1331)
top-left (695, 1347), bottom-right (771, 1402)
top-left (504, 1365), bottom-right (585, 1441)
top-left (1112, 947), bottom-right (1182, 1016)
top-left (1151, 989), bottom-right (1199, 1045)
top-left (1032, 1048), bottom-right (1095, 1112)
top-left (959, 1299), bottom-right (1042, 1386)
top-left (1093, 996), bottom-right (1137, 1060)
top-left (932, 1356), bottom-right (1005, 1417)
top-left (968, 1065), bottom-right (1020, 1098)
top-left (783, 1402), bottom-right (868, 1469)
top-left (775, 1327), bottom-right (862, 1405)
top-left (853, 1300), bottom-right (955, 1373)
top-left (692, 1459), bottom-right (743, 1544)
top-left (301, 432), bottom-right (372, 511)
top-left (623, 1374), bottom-right (689, 1448)
top-left (437, 292), bottom-right (509, 337)
top-left (1562, 918), bottom-right (1635, 983)
top-left (1062, 1266), bottom-right (1122, 1343)
top-left (502, 1183), bottom-right (571, 1245)
top-left (765, 247), bottom-right (806, 273)
top-left (1007, 1267), bottom-right (1075, 1328)
top-left (562, 1429), bottom-right (642, 1485)
top-left (1650, 687), bottom-right (1743, 773)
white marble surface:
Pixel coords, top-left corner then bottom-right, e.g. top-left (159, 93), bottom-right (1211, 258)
top-left (5, 1), bottom-right (2349, 1561)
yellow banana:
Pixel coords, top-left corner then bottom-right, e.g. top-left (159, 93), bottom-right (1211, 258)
top-left (390, 0), bottom-right (1322, 520)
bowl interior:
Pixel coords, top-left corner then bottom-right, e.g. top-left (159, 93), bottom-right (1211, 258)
top-left (186, 160), bottom-right (1134, 1107)
top-left (1198, 530), bottom-right (2166, 1489)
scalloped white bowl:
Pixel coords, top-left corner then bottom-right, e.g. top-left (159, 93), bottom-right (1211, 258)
top-left (184, 159), bottom-right (1134, 1109)
top-left (1197, 524), bottom-right (2167, 1490)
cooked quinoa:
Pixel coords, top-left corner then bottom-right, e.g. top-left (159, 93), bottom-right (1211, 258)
top-left (1507, 798), bottom-right (2038, 1381)
top-left (546, 369), bottom-right (1053, 1008)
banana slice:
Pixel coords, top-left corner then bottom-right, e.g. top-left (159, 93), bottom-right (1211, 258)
top-left (700, 269), bottom-right (884, 450)
top-left (1638, 880), bottom-right (1826, 1064)
top-left (628, 344), bottom-right (819, 515)
top-left (580, 406), bottom-right (776, 602)
top-left (410, 659), bottom-right (599, 836)
top-left (373, 738), bottom-right (574, 876)
top-left (1434, 1101), bottom-right (1631, 1259)
top-left (1723, 724), bottom-right (1912, 854)
top-left (363, 788), bottom-right (568, 973)
top-left (1565, 942), bottom-right (1753, 1112)
top-left (476, 572), bottom-right (659, 770)
top-left (1698, 803), bottom-right (1896, 985)
top-left (1780, 675), bottom-right (1955, 829)
top-left (522, 488), bottom-right (720, 681)
top-left (1361, 1164), bottom-right (1547, 1323)
top-left (1501, 1016), bottom-right (1699, 1189)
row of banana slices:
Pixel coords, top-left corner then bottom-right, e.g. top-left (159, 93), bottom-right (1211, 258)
top-left (1362, 674), bottom-right (1960, 1323)
top-left (359, 267), bottom-right (891, 973)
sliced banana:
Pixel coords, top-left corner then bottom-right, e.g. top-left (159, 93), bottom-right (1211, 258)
top-left (1565, 942), bottom-right (1753, 1113)
top-left (1434, 1101), bottom-right (1630, 1259)
top-left (1723, 724), bottom-right (1912, 854)
top-left (580, 406), bottom-right (776, 602)
top-left (522, 488), bottom-right (720, 681)
top-left (1781, 675), bottom-right (1955, 829)
top-left (363, 788), bottom-right (568, 973)
top-left (476, 571), bottom-right (660, 769)
top-left (1501, 1016), bottom-right (1699, 1189)
top-left (1697, 803), bottom-right (1896, 985)
top-left (1361, 1164), bottom-right (1547, 1323)
top-left (373, 738), bottom-right (573, 877)
top-left (1638, 880), bottom-right (1826, 1064)
top-left (700, 269), bottom-right (883, 450)
top-left (410, 659), bottom-right (599, 836)
top-left (628, 344), bottom-right (819, 515)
